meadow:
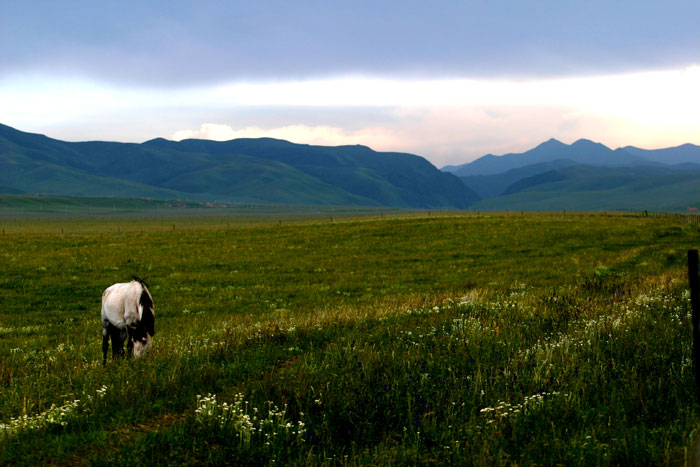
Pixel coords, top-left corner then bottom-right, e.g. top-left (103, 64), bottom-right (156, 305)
top-left (1, 211), bottom-right (699, 465)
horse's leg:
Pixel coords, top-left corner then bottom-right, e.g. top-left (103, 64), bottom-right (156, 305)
top-left (118, 328), bottom-right (127, 358)
top-left (102, 326), bottom-right (110, 365)
top-left (126, 327), bottom-right (134, 358)
top-left (109, 326), bottom-right (119, 358)
top-left (110, 326), bottom-right (126, 359)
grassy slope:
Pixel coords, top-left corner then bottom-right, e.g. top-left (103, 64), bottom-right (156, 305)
top-left (0, 125), bottom-right (478, 208)
top-left (0, 213), bottom-right (699, 464)
top-left (0, 139), bottom-right (372, 206)
top-left (163, 161), bottom-right (379, 206)
top-left (0, 145), bottom-right (186, 200)
top-left (471, 166), bottom-right (700, 211)
top-left (457, 160), bottom-right (577, 199)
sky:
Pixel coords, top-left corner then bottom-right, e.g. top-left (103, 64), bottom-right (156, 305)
top-left (1, 1), bottom-right (699, 167)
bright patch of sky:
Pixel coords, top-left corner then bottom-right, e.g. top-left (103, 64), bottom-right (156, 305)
top-left (2, 1), bottom-right (699, 167)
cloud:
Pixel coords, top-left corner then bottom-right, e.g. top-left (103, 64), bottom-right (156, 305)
top-left (170, 123), bottom-right (402, 149)
top-left (3, 65), bottom-right (699, 168)
top-left (167, 108), bottom-right (588, 168)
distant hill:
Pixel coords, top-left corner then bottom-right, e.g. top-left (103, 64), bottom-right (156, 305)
top-left (444, 138), bottom-right (648, 177)
top-left (623, 143), bottom-right (700, 165)
top-left (469, 164), bottom-right (700, 211)
top-left (442, 138), bottom-right (700, 211)
top-left (0, 123), bottom-right (479, 209)
top-left (457, 159), bottom-right (578, 199)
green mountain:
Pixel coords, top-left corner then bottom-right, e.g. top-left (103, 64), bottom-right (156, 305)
top-left (0, 123), bottom-right (479, 209)
top-left (457, 159), bottom-right (578, 199)
top-left (469, 165), bottom-right (700, 211)
top-left (442, 138), bottom-right (700, 211)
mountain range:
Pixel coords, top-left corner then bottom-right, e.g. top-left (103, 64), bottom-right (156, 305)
top-left (2, 122), bottom-right (699, 212)
top-left (442, 138), bottom-right (700, 211)
top-left (0, 123), bottom-right (477, 209)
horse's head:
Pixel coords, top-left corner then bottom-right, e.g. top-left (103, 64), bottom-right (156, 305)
top-left (129, 323), bottom-right (153, 358)
top-left (132, 333), bottom-right (152, 358)
top-left (133, 278), bottom-right (155, 358)
top-left (137, 282), bottom-right (155, 337)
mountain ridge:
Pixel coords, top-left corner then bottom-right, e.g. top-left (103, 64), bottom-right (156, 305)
top-left (441, 138), bottom-right (700, 211)
top-left (0, 123), bottom-right (479, 209)
top-left (443, 139), bottom-right (700, 176)
top-left (443, 138), bottom-right (654, 177)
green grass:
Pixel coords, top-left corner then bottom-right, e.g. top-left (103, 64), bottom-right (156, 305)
top-left (0, 212), bottom-right (699, 465)
top-left (0, 194), bottom-right (407, 221)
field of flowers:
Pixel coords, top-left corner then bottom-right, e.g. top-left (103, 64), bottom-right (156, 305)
top-left (0, 212), bottom-right (698, 464)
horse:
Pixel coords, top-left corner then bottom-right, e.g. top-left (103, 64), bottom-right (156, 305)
top-left (101, 277), bottom-right (155, 364)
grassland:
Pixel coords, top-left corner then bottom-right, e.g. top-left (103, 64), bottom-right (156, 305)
top-left (0, 194), bottom-right (405, 221)
top-left (1, 212), bottom-right (699, 465)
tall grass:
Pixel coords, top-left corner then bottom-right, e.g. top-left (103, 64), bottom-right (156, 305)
top-left (0, 213), bottom-right (698, 464)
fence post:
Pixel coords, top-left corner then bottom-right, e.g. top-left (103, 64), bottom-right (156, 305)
top-left (688, 250), bottom-right (700, 405)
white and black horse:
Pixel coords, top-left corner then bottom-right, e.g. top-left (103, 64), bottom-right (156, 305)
top-left (101, 277), bottom-right (155, 364)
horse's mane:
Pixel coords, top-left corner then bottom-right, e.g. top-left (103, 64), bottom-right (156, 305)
top-left (132, 275), bottom-right (149, 288)
top-left (133, 275), bottom-right (155, 335)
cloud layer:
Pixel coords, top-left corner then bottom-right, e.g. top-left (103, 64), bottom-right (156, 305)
top-left (2, 65), bottom-right (699, 167)
top-left (3, 1), bottom-right (700, 85)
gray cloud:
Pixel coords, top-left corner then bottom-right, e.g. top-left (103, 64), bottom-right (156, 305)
top-left (2, 1), bottom-right (699, 86)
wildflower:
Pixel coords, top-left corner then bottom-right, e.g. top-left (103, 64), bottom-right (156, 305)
top-left (193, 393), bottom-right (305, 449)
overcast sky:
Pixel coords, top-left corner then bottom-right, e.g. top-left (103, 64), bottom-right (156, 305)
top-left (2, 1), bottom-right (699, 167)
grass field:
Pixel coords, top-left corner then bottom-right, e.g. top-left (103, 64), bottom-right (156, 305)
top-left (0, 194), bottom-right (406, 222)
top-left (1, 211), bottom-right (699, 465)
